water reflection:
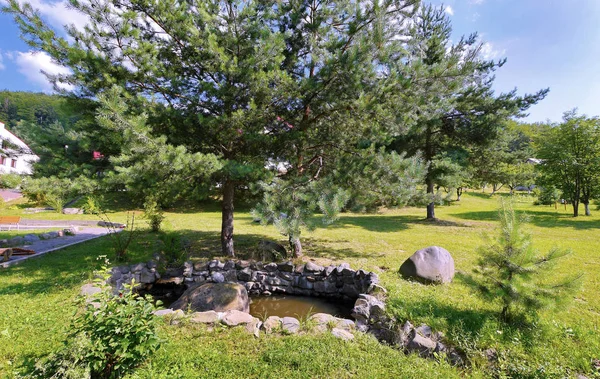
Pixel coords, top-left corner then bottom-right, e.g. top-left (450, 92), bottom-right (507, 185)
top-left (249, 295), bottom-right (353, 319)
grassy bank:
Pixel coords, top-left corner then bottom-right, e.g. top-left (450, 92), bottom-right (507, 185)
top-left (0, 192), bottom-right (598, 378)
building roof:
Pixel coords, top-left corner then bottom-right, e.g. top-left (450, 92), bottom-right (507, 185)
top-left (0, 121), bottom-right (37, 156)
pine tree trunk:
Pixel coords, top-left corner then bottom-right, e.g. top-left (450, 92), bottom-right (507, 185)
top-left (426, 177), bottom-right (436, 219)
top-left (584, 202), bottom-right (591, 216)
top-left (290, 235), bottom-right (302, 258)
top-left (572, 200), bottom-right (579, 217)
top-left (456, 187), bottom-right (462, 201)
top-left (221, 180), bottom-right (235, 257)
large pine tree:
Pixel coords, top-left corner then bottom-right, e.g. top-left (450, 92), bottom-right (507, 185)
top-left (389, 5), bottom-right (548, 219)
top-left (5, 0), bottom-right (420, 256)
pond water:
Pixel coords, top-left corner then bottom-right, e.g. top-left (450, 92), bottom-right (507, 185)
top-left (249, 295), bottom-right (354, 319)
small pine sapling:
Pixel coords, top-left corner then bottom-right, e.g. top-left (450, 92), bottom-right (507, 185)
top-left (467, 199), bottom-right (580, 322)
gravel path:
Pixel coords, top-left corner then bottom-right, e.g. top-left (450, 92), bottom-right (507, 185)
top-left (1, 227), bottom-right (116, 268)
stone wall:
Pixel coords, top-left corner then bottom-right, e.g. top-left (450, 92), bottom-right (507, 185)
top-left (109, 259), bottom-right (384, 302)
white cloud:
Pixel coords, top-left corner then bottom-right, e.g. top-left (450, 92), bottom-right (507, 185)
top-left (471, 12), bottom-right (481, 22)
top-left (13, 51), bottom-right (73, 91)
top-left (0, 53), bottom-right (5, 71)
top-left (444, 5), bottom-right (454, 16)
top-left (480, 42), bottom-right (506, 60)
top-left (18, 0), bottom-right (89, 31)
top-left (470, 0), bottom-right (484, 4)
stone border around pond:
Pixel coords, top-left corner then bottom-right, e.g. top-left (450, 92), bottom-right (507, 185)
top-left (105, 259), bottom-right (462, 363)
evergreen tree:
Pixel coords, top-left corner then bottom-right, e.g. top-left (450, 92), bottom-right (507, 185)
top-left (4, 0), bottom-right (420, 257)
top-left (389, 5), bottom-right (547, 219)
top-left (466, 199), bottom-right (578, 322)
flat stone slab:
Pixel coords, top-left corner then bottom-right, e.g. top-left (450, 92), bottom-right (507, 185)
top-left (331, 328), bottom-right (354, 341)
top-left (222, 310), bottom-right (256, 326)
top-left (190, 311), bottom-right (221, 324)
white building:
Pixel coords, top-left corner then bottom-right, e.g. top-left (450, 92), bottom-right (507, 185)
top-left (0, 121), bottom-right (39, 175)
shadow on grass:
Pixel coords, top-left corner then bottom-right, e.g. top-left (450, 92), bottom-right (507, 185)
top-left (387, 285), bottom-right (543, 349)
top-left (329, 214), bottom-right (471, 233)
top-left (452, 209), bottom-right (600, 230)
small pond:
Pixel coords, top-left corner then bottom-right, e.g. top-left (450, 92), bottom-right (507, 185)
top-left (249, 295), bottom-right (354, 319)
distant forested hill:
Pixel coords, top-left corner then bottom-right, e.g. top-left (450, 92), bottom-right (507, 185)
top-left (0, 90), bottom-right (79, 129)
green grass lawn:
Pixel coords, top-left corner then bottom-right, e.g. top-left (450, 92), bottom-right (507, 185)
top-left (0, 192), bottom-right (598, 378)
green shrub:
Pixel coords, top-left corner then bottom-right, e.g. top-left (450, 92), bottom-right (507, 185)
top-left (45, 193), bottom-right (65, 213)
top-left (82, 195), bottom-right (103, 215)
top-left (0, 173), bottom-right (23, 189)
top-left (30, 258), bottom-right (161, 379)
top-left (144, 197), bottom-right (165, 232)
top-left (463, 199), bottom-right (580, 322)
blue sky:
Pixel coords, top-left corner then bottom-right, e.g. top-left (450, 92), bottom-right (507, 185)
top-left (1, 0), bottom-right (599, 123)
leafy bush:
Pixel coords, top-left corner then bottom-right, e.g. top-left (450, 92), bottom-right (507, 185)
top-left (0, 173), bottom-right (23, 189)
top-left (30, 258), bottom-right (161, 378)
top-left (463, 199), bottom-right (580, 322)
top-left (21, 175), bottom-right (99, 209)
top-left (144, 197), bottom-right (165, 232)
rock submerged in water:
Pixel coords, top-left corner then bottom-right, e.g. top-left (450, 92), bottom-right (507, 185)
top-left (399, 246), bottom-right (455, 284)
top-left (171, 282), bottom-right (250, 313)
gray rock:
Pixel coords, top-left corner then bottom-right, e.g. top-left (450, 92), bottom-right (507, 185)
top-left (208, 260), bottom-right (225, 271)
top-left (153, 309), bottom-right (174, 316)
top-left (223, 260), bottom-right (236, 270)
top-left (335, 263), bottom-right (351, 275)
top-left (140, 268), bottom-right (156, 284)
top-left (324, 265), bottom-right (336, 276)
top-left (281, 317), bottom-right (300, 334)
top-left (47, 231), bottom-right (60, 238)
top-left (407, 333), bottom-right (436, 355)
top-left (224, 269), bottom-right (238, 282)
top-left (171, 282), bottom-right (249, 313)
top-left (399, 246), bottom-right (455, 284)
top-left (305, 261), bottom-right (324, 273)
top-left (80, 283), bottom-right (102, 296)
top-left (190, 311), bottom-right (220, 324)
top-left (235, 260), bottom-right (250, 269)
top-left (237, 267), bottom-right (253, 281)
top-left (39, 233), bottom-right (52, 240)
top-left (245, 317), bottom-right (262, 337)
top-left (7, 236), bottom-right (23, 246)
top-left (0, 239), bottom-right (7, 247)
top-left (62, 207), bottom-right (83, 215)
top-left (211, 272), bottom-right (225, 283)
top-left (297, 276), bottom-right (313, 290)
top-left (98, 221), bottom-right (126, 228)
top-left (63, 227), bottom-right (77, 236)
top-left (258, 240), bottom-right (287, 257)
top-left (23, 234), bottom-right (40, 243)
top-left (222, 310), bottom-right (255, 326)
top-left (331, 328), bottom-right (354, 341)
top-left (262, 316), bottom-right (282, 333)
top-left (265, 262), bottom-right (278, 272)
top-left (416, 324), bottom-right (432, 338)
top-left (193, 262), bottom-right (208, 271)
top-left (277, 261), bottom-right (295, 272)
top-left (131, 263), bottom-right (146, 272)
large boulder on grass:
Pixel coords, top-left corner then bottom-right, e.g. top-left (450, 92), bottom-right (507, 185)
top-left (399, 246), bottom-right (455, 284)
top-left (171, 282), bottom-right (249, 313)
